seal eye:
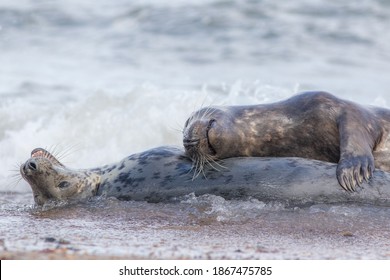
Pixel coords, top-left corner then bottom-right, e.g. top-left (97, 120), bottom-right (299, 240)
top-left (206, 119), bottom-right (217, 155)
top-left (58, 181), bottom-right (70, 189)
top-left (207, 119), bottom-right (215, 129)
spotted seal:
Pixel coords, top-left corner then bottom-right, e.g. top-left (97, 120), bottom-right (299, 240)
top-left (183, 91), bottom-right (390, 191)
top-left (20, 146), bottom-right (390, 206)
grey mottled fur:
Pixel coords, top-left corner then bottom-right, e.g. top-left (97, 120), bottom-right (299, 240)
top-left (21, 146), bottom-right (390, 206)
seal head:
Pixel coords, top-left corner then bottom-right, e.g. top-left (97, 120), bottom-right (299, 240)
top-left (183, 107), bottom-right (245, 175)
top-left (20, 148), bottom-right (100, 206)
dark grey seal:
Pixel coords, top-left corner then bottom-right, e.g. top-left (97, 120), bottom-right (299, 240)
top-left (20, 147), bottom-right (390, 206)
top-left (183, 91), bottom-right (390, 191)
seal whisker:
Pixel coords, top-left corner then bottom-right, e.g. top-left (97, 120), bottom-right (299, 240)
top-left (196, 90), bottom-right (211, 114)
top-left (6, 164), bottom-right (24, 188)
top-left (196, 96), bottom-right (214, 121)
top-left (194, 155), bottom-right (205, 180)
top-left (186, 155), bottom-right (197, 176)
top-left (195, 107), bottom-right (202, 121)
top-left (202, 106), bottom-right (218, 120)
top-left (189, 154), bottom-right (198, 179)
top-left (205, 155), bottom-right (228, 171)
top-left (200, 106), bottom-right (216, 121)
top-left (201, 107), bottom-right (211, 121)
top-left (191, 159), bottom-right (200, 180)
top-left (51, 146), bottom-right (68, 161)
top-left (199, 106), bottom-right (209, 120)
top-left (169, 123), bottom-right (185, 134)
top-left (45, 143), bottom-right (81, 166)
top-left (47, 144), bottom-right (61, 160)
top-left (54, 143), bottom-right (81, 164)
top-left (6, 176), bottom-right (23, 189)
top-left (186, 165), bottom-right (195, 177)
top-left (38, 146), bottom-right (58, 161)
top-left (198, 156), bottom-right (208, 179)
top-left (204, 158), bottom-right (220, 172)
top-left (190, 152), bottom-right (208, 180)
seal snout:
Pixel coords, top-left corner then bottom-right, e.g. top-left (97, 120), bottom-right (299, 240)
top-left (28, 160), bottom-right (37, 171)
top-left (182, 119), bottom-right (204, 153)
top-left (20, 159), bottom-right (39, 180)
top-left (21, 158), bottom-right (39, 175)
top-left (183, 138), bottom-right (200, 147)
top-left (183, 118), bottom-right (217, 159)
top-left (183, 138), bottom-right (200, 160)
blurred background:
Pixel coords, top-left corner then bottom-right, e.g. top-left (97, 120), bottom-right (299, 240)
top-left (1, 0), bottom-right (390, 190)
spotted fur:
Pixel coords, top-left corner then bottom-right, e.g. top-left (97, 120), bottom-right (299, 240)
top-left (20, 146), bottom-right (390, 206)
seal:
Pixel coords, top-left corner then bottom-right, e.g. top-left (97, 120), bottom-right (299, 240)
top-left (20, 146), bottom-right (390, 206)
top-left (183, 91), bottom-right (390, 191)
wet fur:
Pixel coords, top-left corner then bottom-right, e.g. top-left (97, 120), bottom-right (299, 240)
top-left (183, 91), bottom-right (390, 191)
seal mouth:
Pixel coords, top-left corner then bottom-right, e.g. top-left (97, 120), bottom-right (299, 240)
top-left (183, 139), bottom-right (200, 149)
top-left (30, 148), bottom-right (65, 167)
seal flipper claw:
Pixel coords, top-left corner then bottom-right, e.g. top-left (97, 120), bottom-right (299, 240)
top-left (337, 154), bottom-right (376, 191)
top-left (353, 169), bottom-right (362, 188)
top-left (349, 176), bottom-right (356, 192)
top-left (361, 161), bottom-right (369, 182)
top-left (337, 161), bottom-right (355, 192)
top-left (339, 174), bottom-right (351, 192)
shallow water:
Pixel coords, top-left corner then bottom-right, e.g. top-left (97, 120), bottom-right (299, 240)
top-left (1, 0), bottom-right (390, 259)
top-left (1, 191), bottom-right (390, 259)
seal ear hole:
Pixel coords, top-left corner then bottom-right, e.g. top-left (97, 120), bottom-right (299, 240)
top-left (58, 181), bottom-right (70, 189)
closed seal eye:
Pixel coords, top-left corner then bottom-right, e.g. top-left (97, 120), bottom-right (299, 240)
top-left (206, 119), bottom-right (216, 155)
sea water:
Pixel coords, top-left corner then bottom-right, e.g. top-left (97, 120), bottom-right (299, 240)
top-left (1, 0), bottom-right (390, 259)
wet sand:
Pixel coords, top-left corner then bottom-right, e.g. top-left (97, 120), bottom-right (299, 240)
top-left (1, 191), bottom-right (390, 260)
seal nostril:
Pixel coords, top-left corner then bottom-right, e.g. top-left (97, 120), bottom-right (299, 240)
top-left (29, 162), bottom-right (37, 171)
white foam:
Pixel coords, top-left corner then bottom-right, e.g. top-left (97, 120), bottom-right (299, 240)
top-left (181, 193), bottom-right (287, 222)
top-left (0, 82), bottom-right (293, 191)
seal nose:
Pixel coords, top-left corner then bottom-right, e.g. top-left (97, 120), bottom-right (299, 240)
top-left (183, 139), bottom-right (200, 150)
top-left (27, 159), bottom-right (38, 171)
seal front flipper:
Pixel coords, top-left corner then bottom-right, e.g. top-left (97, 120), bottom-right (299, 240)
top-left (336, 108), bottom-right (380, 191)
top-left (336, 154), bottom-right (374, 191)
